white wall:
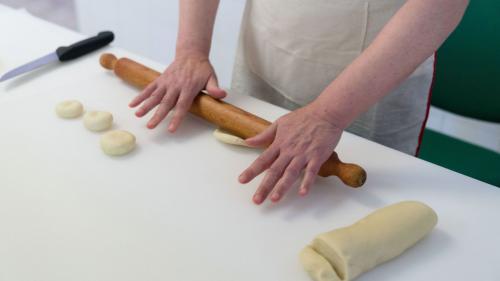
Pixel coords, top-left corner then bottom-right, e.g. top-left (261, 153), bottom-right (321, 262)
top-left (426, 107), bottom-right (500, 153)
top-left (75, 0), bottom-right (246, 87)
top-left (0, 0), bottom-right (77, 29)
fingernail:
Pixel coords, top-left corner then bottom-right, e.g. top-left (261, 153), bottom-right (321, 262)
top-left (253, 194), bottom-right (262, 204)
top-left (271, 193), bottom-right (280, 202)
top-left (239, 174), bottom-right (246, 183)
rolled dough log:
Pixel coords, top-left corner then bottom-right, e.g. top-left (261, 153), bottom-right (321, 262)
top-left (83, 111), bottom-right (113, 132)
top-left (213, 128), bottom-right (251, 147)
top-left (100, 130), bottom-right (136, 156)
top-left (300, 201), bottom-right (438, 281)
top-left (55, 100), bottom-right (84, 119)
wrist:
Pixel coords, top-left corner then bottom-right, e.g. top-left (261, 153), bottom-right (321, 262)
top-left (175, 48), bottom-right (209, 60)
top-left (309, 98), bottom-right (352, 131)
top-left (176, 39), bottom-right (210, 60)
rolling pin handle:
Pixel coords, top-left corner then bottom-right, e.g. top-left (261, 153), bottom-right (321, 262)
top-left (100, 53), bottom-right (118, 70)
top-left (318, 152), bottom-right (367, 187)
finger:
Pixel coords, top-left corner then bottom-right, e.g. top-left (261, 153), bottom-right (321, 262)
top-left (167, 90), bottom-right (196, 132)
top-left (130, 82), bottom-right (157, 108)
top-left (147, 89), bottom-right (179, 129)
top-left (136, 86), bottom-right (166, 117)
top-left (205, 74), bottom-right (227, 99)
top-left (245, 123), bottom-right (277, 148)
top-left (253, 154), bottom-right (293, 205)
top-left (270, 157), bottom-right (307, 202)
top-left (239, 146), bottom-right (279, 184)
top-left (299, 158), bottom-right (322, 196)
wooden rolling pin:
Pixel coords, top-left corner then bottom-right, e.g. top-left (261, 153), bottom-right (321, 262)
top-left (100, 53), bottom-right (367, 187)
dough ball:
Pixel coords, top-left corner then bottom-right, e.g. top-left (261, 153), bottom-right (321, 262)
top-left (83, 111), bottom-right (113, 132)
top-left (55, 100), bottom-right (84, 119)
top-left (100, 130), bottom-right (136, 156)
top-left (300, 201), bottom-right (438, 281)
top-left (213, 128), bottom-right (251, 147)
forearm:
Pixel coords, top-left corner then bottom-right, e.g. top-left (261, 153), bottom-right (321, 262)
top-left (314, 0), bottom-right (469, 129)
top-left (176, 0), bottom-right (220, 58)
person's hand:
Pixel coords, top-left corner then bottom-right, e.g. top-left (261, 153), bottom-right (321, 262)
top-left (129, 52), bottom-right (227, 132)
top-left (238, 103), bottom-right (344, 204)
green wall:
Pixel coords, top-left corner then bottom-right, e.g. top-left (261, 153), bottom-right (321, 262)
top-left (432, 0), bottom-right (500, 122)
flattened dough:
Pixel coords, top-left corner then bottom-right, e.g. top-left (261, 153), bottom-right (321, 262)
top-left (55, 100), bottom-right (84, 119)
top-left (213, 128), bottom-right (250, 147)
top-left (300, 201), bottom-right (438, 281)
top-left (84, 111), bottom-right (113, 132)
top-left (100, 130), bottom-right (136, 156)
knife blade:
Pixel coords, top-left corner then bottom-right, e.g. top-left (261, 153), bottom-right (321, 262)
top-left (0, 31), bottom-right (114, 83)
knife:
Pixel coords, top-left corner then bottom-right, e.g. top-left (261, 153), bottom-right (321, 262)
top-left (0, 31), bottom-right (114, 83)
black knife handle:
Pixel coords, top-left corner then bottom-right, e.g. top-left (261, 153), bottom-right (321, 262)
top-left (56, 31), bottom-right (115, 62)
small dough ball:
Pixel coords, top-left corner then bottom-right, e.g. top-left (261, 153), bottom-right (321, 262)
top-left (55, 100), bottom-right (84, 118)
top-left (213, 128), bottom-right (251, 147)
top-left (84, 111), bottom-right (113, 132)
top-left (100, 130), bottom-right (136, 156)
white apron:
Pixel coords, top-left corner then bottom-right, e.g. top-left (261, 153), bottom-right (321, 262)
top-left (230, 0), bottom-right (435, 155)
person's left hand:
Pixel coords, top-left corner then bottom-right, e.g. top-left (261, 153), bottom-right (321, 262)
top-left (238, 103), bottom-right (344, 204)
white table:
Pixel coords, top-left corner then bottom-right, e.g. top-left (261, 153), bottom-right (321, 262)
top-left (1, 6), bottom-right (499, 281)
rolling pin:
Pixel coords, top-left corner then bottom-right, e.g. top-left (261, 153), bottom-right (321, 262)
top-left (100, 53), bottom-right (367, 187)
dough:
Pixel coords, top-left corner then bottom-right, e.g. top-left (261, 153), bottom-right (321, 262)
top-left (213, 128), bottom-right (251, 147)
top-left (300, 201), bottom-right (438, 281)
top-left (300, 246), bottom-right (339, 281)
top-left (100, 130), bottom-right (136, 156)
top-left (83, 111), bottom-right (113, 132)
top-left (55, 100), bottom-right (84, 119)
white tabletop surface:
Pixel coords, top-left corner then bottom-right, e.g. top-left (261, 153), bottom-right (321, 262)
top-left (1, 6), bottom-right (499, 281)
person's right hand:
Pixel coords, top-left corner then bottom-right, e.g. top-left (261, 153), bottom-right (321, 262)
top-left (129, 52), bottom-right (227, 132)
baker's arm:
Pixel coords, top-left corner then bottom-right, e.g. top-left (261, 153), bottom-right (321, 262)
top-left (175, 0), bottom-right (219, 58)
top-left (239, 0), bottom-right (469, 204)
top-left (313, 0), bottom-right (469, 129)
top-left (130, 0), bottom-right (226, 132)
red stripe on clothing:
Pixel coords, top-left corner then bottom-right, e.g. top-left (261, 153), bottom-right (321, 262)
top-left (415, 52), bottom-right (437, 156)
